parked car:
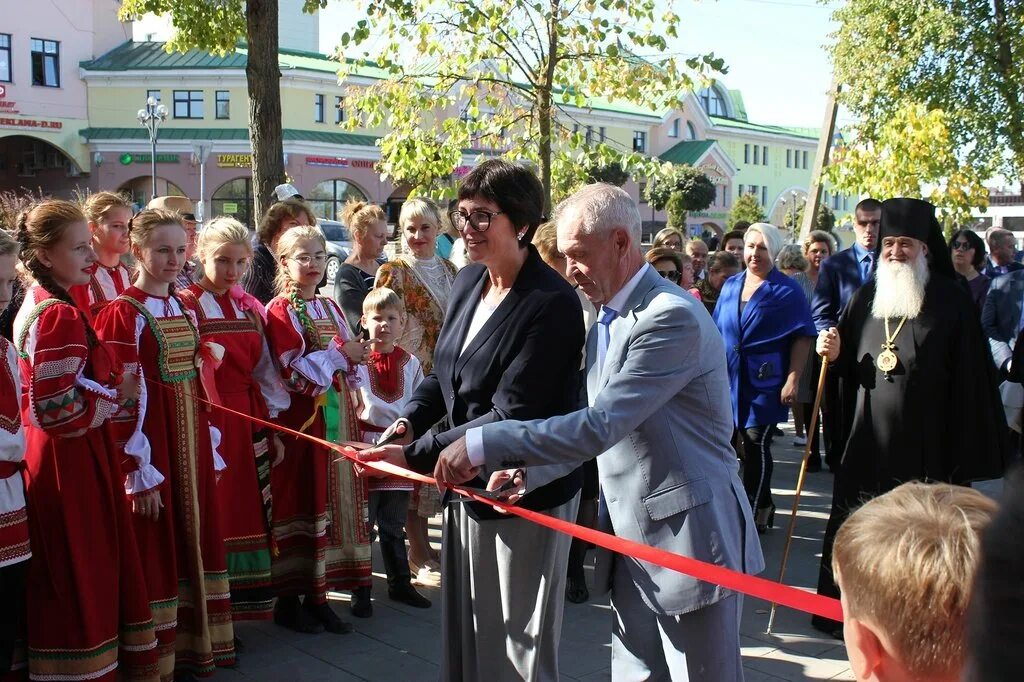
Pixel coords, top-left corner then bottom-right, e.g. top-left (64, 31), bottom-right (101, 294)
top-left (317, 219), bottom-right (352, 286)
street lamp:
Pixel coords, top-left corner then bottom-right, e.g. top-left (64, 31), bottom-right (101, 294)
top-left (137, 96), bottom-right (169, 201)
top-left (790, 190), bottom-right (799, 233)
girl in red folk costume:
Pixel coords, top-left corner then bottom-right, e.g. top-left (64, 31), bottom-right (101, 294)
top-left (182, 217), bottom-right (290, 626)
top-left (264, 225), bottom-right (372, 634)
top-left (71, 191), bottom-right (135, 315)
top-left (94, 209), bottom-right (234, 681)
top-left (12, 201), bottom-right (158, 682)
top-left (0, 231), bottom-right (29, 678)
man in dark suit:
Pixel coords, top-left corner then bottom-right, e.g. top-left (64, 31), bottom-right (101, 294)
top-left (982, 268), bottom-right (1024, 376)
top-left (810, 198), bottom-right (881, 473)
top-left (983, 228), bottom-right (1024, 279)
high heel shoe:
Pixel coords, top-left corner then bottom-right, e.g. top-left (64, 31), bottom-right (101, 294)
top-left (755, 504), bottom-right (776, 534)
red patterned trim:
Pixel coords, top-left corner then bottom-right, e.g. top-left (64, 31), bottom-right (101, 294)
top-left (0, 338), bottom-right (19, 434)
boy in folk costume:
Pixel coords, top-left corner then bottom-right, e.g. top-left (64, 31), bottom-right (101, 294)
top-left (263, 226), bottom-right (373, 634)
top-left (0, 231), bottom-right (29, 676)
top-left (354, 288), bottom-right (430, 609)
top-left (94, 209), bottom-right (234, 680)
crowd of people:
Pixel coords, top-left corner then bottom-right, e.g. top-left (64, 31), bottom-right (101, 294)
top-left (0, 163), bottom-right (1021, 682)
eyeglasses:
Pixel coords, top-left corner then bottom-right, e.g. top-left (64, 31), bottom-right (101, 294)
top-left (289, 254), bottom-right (327, 265)
top-left (657, 269), bottom-right (680, 282)
top-left (449, 209), bottom-right (505, 232)
top-left (951, 241), bottom-right (974, 251)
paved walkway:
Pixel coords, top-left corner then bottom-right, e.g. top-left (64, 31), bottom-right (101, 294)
top-left (222, 420), bottom-right (855, 681)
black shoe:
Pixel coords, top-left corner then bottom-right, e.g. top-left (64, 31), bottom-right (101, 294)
top-left (811, 616), bottom-right (845, 640)
top-left (755, 504), bottom-right (776, 534)
top-left (388, 582), bottom-right (431, 608)
top-left (350, 586), bottom-right (373, 618)
top-left (305, 600), bottom-right (354, 634)
top-left (274, 595), bottom-right (324, 634)
top-left (805, 461), bottom-right (822, 473)
top-left (233, 635), bottom-right (245, 652)
top-left (565, 575), bottom-right (589, 604)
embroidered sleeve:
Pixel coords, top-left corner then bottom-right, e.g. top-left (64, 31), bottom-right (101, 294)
top-left (23, 303), bottom-right (118, 436)
top-left (254, 334), bottom-right (291, 418)
top-left (264, 297), bottom-right (347, 397)
top-left (93, 301), bottom-right (164, 494)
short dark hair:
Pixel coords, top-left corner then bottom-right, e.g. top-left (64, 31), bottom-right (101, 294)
top-left (258, 198), bottom-right (316, 245)
top-left (856, 198), bottom-right (883, 214)
top-left (732, 220), bottom-right (751, 232)
top-left (645, 246), bottom-right (684, 272)
top-left (458, 159), bottom-right (545, 247)
top-left (707, 251), bottom-right (739, 272)
top-left (722, 229), bottom-right (745, 245)
top-left (950, 229), bottom-right (987, 270)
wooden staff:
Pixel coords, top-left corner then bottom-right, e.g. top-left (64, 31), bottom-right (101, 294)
top-left (766, 352), bottom-right (830, 635)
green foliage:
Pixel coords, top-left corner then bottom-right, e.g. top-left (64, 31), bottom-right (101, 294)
top-left (828, 0), bottom-right (1023, 220)
top-left (339, 0), bottom-right (725, 210)
top-left (645, 163), bottom-right (715, 231)
top-left (728, 193), bottom-right (766, 227)
top-left (584, 160), bottom-right (630, 187)
top-left (786, 202), bottom-right (836, 233)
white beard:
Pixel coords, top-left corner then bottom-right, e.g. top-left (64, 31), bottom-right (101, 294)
top-left (871, 252), bottom-right (930, 320)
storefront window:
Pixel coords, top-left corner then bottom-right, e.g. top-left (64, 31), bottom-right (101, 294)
top-left (307, 179), bottom-right (368, 222)
top-left (118, 177), bottom-right (185, 209)
top-left (211, 177), bottom-right (252, 228)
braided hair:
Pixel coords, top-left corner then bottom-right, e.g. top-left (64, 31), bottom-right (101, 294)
top-left (274, 225), bottom-right (327, 350)
top-left (16, 200), bottom-right (99, 348)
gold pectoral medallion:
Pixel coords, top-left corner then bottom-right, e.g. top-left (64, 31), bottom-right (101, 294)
top-left (877, 316), bottom-right (908, 380)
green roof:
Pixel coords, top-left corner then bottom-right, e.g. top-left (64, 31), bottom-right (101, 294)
top-left (726, 89), bottom-right (748, 121)
top-left (80, 127), bottom-right (378, 146)
top-left (708, 115), bottom-right (818, 140)
top-left (80, 41), bottom-right (389, 80)
top-left (658, 139), bottom-right (715, 165)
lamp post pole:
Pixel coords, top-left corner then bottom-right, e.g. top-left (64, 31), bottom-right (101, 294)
top-left (137, 97), bottom-right (168, 201)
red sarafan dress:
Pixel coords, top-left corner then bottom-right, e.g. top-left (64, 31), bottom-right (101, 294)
top-left (0, 335), bottom-right (30, 678)
top-left (263, 294), bottom-right (371, 602)
top-left (181, 284), bottom-right (290, 621)
top-left (94, 287), bottom-right (234, 681)
top-left (70, 262), bottom-right (133, 317)
top-left (13, 286), bottom-right (158, 682)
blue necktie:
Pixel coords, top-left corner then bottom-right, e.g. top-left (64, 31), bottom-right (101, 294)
top-left (861, 253), bottom-right (875, 284)
top-left (595, 305), bottom-right (618, 531)
top-left (597, 306), bottom-right (619, 369)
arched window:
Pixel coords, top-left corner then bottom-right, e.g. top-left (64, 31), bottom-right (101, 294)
top-left (686, 121), bottom-right (697, 140)
top-left (698, 86), bottom-right (728, 117)
top-left (118, 177), bottom-right (186, 210)
top-left (308, 179), bottom-right (368, 222)
top-left (211, 177), bottom-right (253, 228)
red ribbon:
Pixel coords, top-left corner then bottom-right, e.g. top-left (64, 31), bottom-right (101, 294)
top-left (196, 342), bottom-right (224, 410)
top-left (145, 375), bottom-right (844, 623)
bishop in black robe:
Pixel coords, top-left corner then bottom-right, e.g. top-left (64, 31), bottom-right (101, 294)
top-left (812, 198), bottom-right (1009, 634)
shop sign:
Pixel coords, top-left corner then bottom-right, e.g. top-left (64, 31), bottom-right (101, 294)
top-left (692, 210), bottom-right (727, 220)
top-left (0, 85), bottom-right (17, 113)
top-left (223, 202), bottom-right (239, 213)
top-left (304, 155), bottom-right (375, 170)
top-left (0, 117), bottom-right (61, 130)
top-left (119, 152), bottom-right (180, 165)
top-left (217, 153), bottom-right (252, 168)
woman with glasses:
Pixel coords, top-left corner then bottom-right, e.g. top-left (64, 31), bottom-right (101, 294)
top-left (645, 246), bottom-right (701, 300)
top-left (950, 229), bottom-right (991, 312)
top-left (713, 223), bottom-right (816, 534)
top-left (335, 201), bottom-right (389, 336)
top-left (359, 160), bottom-right (585, 680)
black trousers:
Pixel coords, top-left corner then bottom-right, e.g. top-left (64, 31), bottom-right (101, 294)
top-left (802, 402), bottom-right (822, 468)
top-left (741, 425), bottom-right (774, 511)
top-left (0, 561), bottom-right (26, 673)
top-left (367, 490), bottom-right (412, 588)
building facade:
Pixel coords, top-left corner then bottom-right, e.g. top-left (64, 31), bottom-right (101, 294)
top-left (1, 2), bottom-right (851, 238)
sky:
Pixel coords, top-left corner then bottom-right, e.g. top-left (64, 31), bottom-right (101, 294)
top-left (317, 0), bottom-right (841, 129)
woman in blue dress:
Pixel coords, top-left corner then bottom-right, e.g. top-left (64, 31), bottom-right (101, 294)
top-left (713, 222), bottom-right (816, 533)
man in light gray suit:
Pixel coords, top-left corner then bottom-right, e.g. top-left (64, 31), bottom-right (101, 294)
top-left (434, 183), bottom-right (764, 680)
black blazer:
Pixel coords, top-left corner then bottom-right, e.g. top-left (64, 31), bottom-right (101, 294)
top-left (403, 245), bottom-right (585, 520)
top-left (811, 247), bottom-right (868, 331)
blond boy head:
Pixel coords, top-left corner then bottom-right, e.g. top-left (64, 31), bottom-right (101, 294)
top-left (833, 482), bottom-right (996, 682)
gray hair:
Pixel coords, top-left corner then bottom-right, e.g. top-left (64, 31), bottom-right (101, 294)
top-left (745, 222), bottom-right (785, 263)
top-left (775, 243), bottom-right (808, 272)
top-left (553, 183), bottom-right (642, 245)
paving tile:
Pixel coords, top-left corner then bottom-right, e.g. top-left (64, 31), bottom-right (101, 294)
top-left (241, 657), bottom-right (363, 682)
top-left (744, 644), bottom-right (854, 680)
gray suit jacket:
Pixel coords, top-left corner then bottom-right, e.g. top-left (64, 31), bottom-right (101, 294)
top-left (982, 269), bottom-right (1024, 371)
top-left (479, 266), bottom-right (764, 617)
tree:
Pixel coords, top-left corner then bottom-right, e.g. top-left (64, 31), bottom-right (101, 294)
top-left (827, 0), bottom-right (1023, 219)
top-left (644, 164), bottom-right (715, 229)
top-left (119, 0), bottom-right (327, 225)
top-left (728, 193), bottom-right (765, 227)
top-left (785, 202), bottom-right (836, 234)
top-left (824, 103), bottom-right (989, 225)
top-left (340, 0), bottom-right (725, 213)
